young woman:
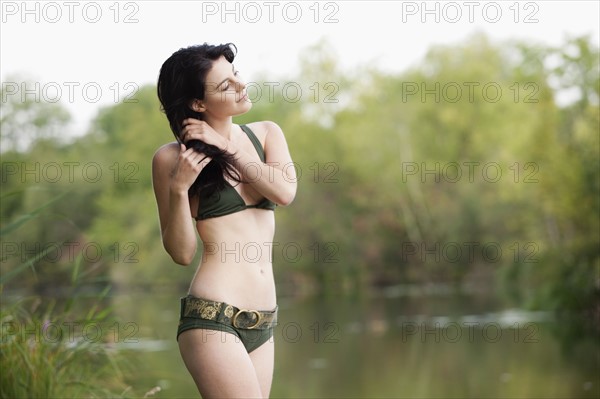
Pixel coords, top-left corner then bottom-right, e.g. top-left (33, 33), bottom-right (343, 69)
top-left (152, 43), bottom-right (296, 398)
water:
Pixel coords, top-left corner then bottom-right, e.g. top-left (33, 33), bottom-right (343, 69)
top-left (111, 289), bottom-right (599, 398)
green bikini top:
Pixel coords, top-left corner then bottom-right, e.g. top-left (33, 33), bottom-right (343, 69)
top-left (194, 125), bottom-right (277, 221)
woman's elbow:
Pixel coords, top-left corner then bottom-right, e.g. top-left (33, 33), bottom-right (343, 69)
top-left (171, 254), bottom-right (194, 266)
top-left (276, 185), bottom-right (297, 206)
top-left (164, 243), bottom-right (196, 266)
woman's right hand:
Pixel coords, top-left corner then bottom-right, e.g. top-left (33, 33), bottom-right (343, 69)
top-left (169, 144), bottom-right (212, 193)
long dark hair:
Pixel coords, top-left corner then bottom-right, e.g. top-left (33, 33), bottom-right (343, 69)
top-left (157, 43), bottom-right (242, 198)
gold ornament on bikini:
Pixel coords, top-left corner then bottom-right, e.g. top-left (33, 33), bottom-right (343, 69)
top-left (184, 299), bottom-right (220, 319)
top-left (223, 305), bottom-right (235, 319)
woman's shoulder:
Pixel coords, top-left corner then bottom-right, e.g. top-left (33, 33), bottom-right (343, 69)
top-left (245, 120), bottom-right (282, 132)
top-left (152, 142), bottom-right (180, 169)
top-left (244, 121), bottom-right (285, 141)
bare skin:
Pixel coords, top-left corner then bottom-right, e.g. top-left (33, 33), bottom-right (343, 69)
top-left (152, 55), bottom-right (296, 398)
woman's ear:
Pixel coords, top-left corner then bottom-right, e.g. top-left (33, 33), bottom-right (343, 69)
top-left (190, 99), bottom-right (206, 112)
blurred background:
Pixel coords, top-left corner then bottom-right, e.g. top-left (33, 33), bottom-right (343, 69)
top-left (1, 1), bottom-right (599, 398)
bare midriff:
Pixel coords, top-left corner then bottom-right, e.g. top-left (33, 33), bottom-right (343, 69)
top-left (188, 208), bottom-right (277, 311)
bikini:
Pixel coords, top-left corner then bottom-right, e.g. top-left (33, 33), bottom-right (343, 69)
top-left (177, 124), bottom-right (278, 353)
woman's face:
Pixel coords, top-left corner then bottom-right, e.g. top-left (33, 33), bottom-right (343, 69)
top-left (199, 55), bottom-right (252, 118)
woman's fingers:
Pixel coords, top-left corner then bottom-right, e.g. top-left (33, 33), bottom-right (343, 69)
top-left (188, 151), bottom-right (205, 166)
top-left (181, 150), bottom-right (201, 166)
top-left (180, 143), bottom-right (195, 156)
top-left (182, 118), bottom-right (203, 127)
top-left (177, 144), bottom-right (200, 166)
top-left (181, 119), bottom-right (214, 142)
top-left (180, 120), bottom-right (226, 150)
top-left (181, 119), bottom-right (204, 136)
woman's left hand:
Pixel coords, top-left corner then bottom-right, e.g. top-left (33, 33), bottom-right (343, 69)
top-left (181, 119), bottom-right (228, 151)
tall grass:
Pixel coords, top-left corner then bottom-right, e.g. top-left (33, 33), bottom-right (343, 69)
top-left (0, 195), bottom-right (136, 398)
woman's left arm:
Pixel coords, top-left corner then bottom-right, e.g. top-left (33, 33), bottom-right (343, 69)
top-left (230, 121), bottom-right (297, 206)
top-left (180, 119), bottom-right (297, 206)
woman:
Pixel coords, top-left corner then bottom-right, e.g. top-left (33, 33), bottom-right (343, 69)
top-left (152, 43), bottom-right (296, 398)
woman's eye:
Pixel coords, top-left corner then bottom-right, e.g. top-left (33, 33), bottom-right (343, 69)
top-left (222, 72), bottom-right (240, 91)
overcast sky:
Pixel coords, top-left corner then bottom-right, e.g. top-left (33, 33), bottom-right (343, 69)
top-left (1, 0), bottom-right (598, 136)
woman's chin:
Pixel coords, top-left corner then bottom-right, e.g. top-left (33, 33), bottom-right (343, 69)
top-left (236, 101), bottom-right (253, 115)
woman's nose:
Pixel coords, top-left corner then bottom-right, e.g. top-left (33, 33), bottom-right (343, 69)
top-left (235, 79), bottom-right (246, 92)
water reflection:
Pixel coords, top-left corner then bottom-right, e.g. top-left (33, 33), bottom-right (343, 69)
top-left (114, 291), bottom-right (599, 398)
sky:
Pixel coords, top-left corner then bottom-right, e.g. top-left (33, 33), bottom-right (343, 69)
top-left (1, 0), bottom-right (599, 137)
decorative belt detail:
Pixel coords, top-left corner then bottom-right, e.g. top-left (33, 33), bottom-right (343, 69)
top-left (180, 295), bottom-right (278, 330)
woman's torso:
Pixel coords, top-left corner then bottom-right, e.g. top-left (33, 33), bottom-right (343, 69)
top-left (189, 209), bottom-right (277, 310)
top-left (186, 124), bottom-right (277, 310)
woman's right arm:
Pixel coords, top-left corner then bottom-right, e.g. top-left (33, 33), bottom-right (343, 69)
top-left (152, 143), bottom-right (210, 265)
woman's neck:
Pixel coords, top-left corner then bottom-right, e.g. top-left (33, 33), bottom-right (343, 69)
top-left (203, 115), bottom-right (234, 140)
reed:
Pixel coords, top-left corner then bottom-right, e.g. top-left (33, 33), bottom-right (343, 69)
top-left (0, 195), bottom-right (135, 398)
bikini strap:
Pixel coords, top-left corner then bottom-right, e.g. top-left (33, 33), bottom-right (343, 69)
top-left (240, 124), bottom-right (265, 162)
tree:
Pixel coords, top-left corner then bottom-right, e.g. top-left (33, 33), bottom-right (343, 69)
top-left (1, 75), bottom-right (71, 153)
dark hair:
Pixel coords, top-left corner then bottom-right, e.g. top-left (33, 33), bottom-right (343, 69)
top-left (157, 43), bottom-right (242, 199)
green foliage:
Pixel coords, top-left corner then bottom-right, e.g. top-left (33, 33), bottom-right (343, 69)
top-left (0, 75), bottom-right (71, 153)
top-left (0, 296), bottom-right (133, 399)
top-left (0, 200), bottom-right (137, 398)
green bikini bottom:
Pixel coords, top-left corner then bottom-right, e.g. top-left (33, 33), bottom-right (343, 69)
top-left (177, 317), bottom-right (274, 353)
top-left (176, 296), bottom-right (277, 353)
